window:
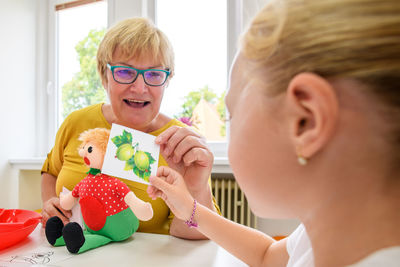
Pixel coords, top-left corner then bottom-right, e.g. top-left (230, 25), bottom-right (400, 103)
top-left (156, 0), bottom-right (228, 142)
top-left (55, 0), bottom-right (107, 125)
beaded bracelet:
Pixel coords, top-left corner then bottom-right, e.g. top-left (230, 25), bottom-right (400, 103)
top-left (185, 200), bottom-right (198, 228)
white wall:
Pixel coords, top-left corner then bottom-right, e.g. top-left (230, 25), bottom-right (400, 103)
top-left (0, 0), bottom-right (39, 208)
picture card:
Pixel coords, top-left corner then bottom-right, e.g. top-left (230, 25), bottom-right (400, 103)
top-left (102, 123), bottom-right (160, 185)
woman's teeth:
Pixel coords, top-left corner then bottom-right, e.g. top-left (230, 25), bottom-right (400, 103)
top-left (124, 99), bottom-right (149, 107)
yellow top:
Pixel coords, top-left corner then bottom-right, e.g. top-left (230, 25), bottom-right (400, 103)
top-left (42, 103), bottom-right (219, 234)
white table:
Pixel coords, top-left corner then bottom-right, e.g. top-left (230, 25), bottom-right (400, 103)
top-left (0, 224), bottom-right (247, 267)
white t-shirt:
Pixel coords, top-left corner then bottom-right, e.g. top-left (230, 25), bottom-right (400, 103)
top-left (349, 246), bottom-right (400, 267)
top-left (286, 224), bottom-right (400, 267)
top-left (286, 224), bottom-right (314, 267)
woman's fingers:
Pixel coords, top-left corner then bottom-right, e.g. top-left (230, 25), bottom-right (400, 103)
top-left (156, 126), bottom-right (204, 158)
top-left (41, 197), bottom-right (71, 227)
top-left (171, 135), bottom-right (208, 164)
top-left (41, 210), bottom-right (50, 227)
top-left (182, 147), bottom-right (214, 167)
top-left (54, 200), bottom-right (72, 218)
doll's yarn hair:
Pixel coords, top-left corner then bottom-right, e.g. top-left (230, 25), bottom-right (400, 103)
top-left (78, 128), bottom-right (110, 154)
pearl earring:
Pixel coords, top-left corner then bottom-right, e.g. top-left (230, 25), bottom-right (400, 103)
top-left (297, 155), bottom-right (308, 166)
top-left (296, 147), bottom-right (308, 166)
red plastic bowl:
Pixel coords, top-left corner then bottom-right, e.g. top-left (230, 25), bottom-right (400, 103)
top-left (0, 209), bottom-right (41, 250)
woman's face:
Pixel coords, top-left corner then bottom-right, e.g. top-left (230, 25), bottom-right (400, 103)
top-left (225, 53), bottom-right (299, 218)
top-left (104, 46), bottom-right (168, 131)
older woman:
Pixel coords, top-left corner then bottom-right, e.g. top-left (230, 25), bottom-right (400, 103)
top-left (41, 17), bottom-right (219, 239)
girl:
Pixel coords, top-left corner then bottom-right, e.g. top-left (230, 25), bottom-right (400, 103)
top-left (148, 0), bottom-right (400, 266)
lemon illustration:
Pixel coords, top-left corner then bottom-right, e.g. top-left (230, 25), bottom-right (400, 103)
top-left (134, 151), bottom-right (150, 171)
top-left (116, 143), bottom-right (135, 161)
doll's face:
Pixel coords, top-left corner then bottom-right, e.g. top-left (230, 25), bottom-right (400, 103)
top-left (79, 142), bottom-right (105, 170)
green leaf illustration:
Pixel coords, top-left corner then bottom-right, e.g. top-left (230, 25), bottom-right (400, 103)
top-left (143, 170), bottom-right (151, 182)
top-left (133, 164), bottom-right (151, 182)
top-left (127, 154), bottom-right (135, 165)
top-left (145, 152), bottom-right (156, 164)
top-left (124, 161), bottom-right (134, 171)
top-left (122, 130), bottom-right (133, 144)
top-left (111, 135), bottom-right (124, 147)
top-left (133, 165), bottom-right (141, 177)
top-left (111, 130), bottom-right (132, 148)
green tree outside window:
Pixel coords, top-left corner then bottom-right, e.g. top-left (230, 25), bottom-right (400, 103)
top-left (61, 28), bottom-right (107, 119)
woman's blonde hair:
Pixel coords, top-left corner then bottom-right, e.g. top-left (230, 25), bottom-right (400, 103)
top-left (97, 17), bottom-right (175, 85)
top-left (241, 0), bottom-right (400, 151)
top-left (78, 128), bottom-right (110, 155)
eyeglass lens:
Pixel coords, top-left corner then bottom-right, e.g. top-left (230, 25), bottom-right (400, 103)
top-left (113, 67), bottom-right (167, 85)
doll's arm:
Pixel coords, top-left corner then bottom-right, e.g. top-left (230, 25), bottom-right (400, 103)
top-left (124, 192), bottom-right (153, 221)
top-left (60, 192), bottom-right (78, 211)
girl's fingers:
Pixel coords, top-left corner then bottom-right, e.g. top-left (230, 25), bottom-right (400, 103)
top-left (156, 166), bottom-right (179, 178)
top-left (149, 175), bottom-right (173, 195)
top-left (147, 185), bottom-right (156, 195)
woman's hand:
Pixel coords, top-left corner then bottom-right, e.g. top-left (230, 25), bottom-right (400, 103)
top-left (155, 126), bottom-right (213, 194)
top-left (147, 166), bottom-right (194, 221)
top-left (41, 197), bottom-right (72, 227)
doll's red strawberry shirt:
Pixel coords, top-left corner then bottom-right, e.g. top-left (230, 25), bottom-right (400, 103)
top-left (72, 168), bottom-right (131, 231)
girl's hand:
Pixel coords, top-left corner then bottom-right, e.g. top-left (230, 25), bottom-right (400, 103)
top-left (155, 126), bottom-right (213, 194)
top-left (147, 166), bottom-right (194, 221)
top-left (41, 197), bottom-right (72, 227)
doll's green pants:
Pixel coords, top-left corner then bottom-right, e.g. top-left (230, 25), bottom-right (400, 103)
top-left (54, 208), bottom-right (139, 253)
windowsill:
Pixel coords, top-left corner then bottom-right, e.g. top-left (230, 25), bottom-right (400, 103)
top-left (8, 158), bottom-right (46, 171)
top-left (9, 157), bottom-right (232, 174)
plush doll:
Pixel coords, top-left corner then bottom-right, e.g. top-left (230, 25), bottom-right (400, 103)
top-left (45, 128), bottom-right (153, 254)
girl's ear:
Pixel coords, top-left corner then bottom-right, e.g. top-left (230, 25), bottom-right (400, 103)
top-left (286, 73), bottom-right (339, 158)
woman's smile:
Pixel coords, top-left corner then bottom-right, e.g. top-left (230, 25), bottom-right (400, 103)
top-left (123, 98), bottom-right (151, 109)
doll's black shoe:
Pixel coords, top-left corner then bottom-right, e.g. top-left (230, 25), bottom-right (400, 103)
top-left (62, 222), bottom-right (85, 254)
top-left (45, 216), bottom-right (64, 246)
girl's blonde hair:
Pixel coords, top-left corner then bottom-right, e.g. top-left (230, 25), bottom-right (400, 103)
top-left (78, 128), bottom-right (110, 154)
top-left (241, 0), bottom-right (400, 152)
top-left (97, 17), bottom-right (174, 85)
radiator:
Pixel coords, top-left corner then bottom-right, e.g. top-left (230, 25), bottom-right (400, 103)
top-left (212, 178), bottom-right (257, 228)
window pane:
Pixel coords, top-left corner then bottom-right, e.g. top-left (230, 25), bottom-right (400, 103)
top-left (157, 0), bottom-right (227, 141)
top-left (57, 1), bottom-right (107, 125)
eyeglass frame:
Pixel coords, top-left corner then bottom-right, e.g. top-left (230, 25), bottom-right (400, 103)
top-left (106, 63), bottom-right (170, 86)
